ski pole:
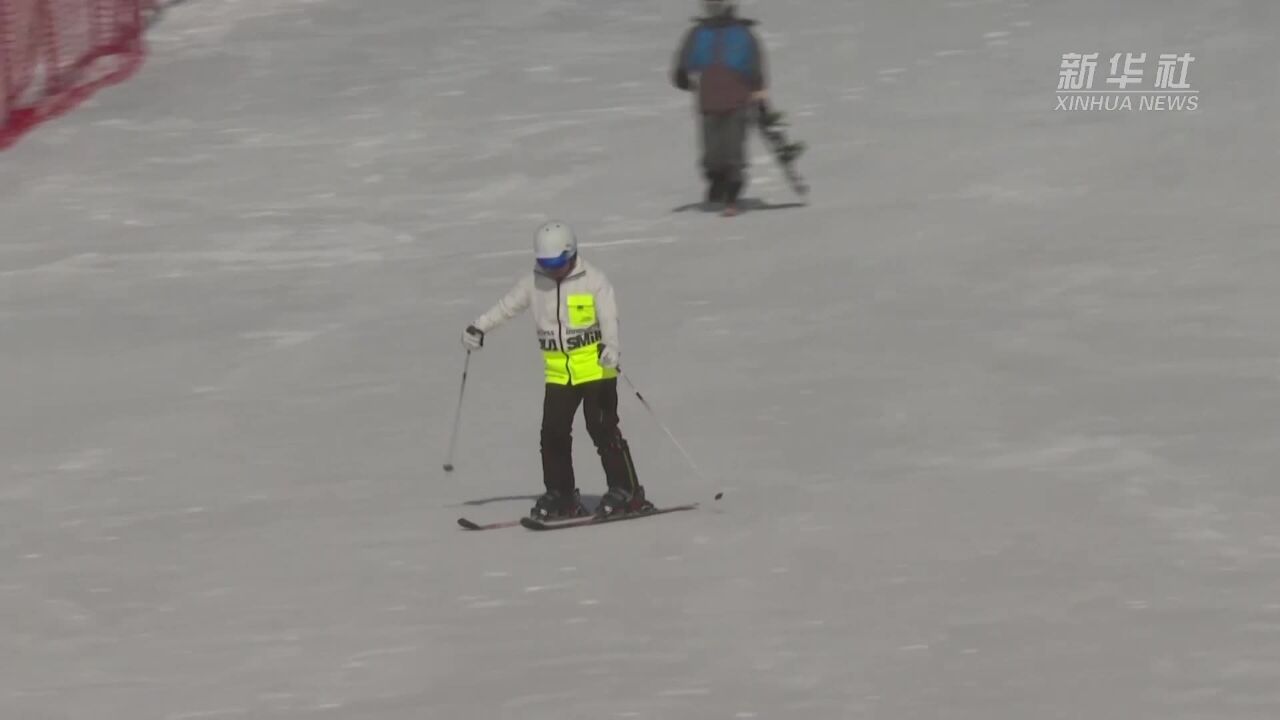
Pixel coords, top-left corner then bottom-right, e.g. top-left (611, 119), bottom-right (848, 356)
top-left (442, 350), bottom-right (471, 472)
top-left (619, 370), bottom-right (722, 501)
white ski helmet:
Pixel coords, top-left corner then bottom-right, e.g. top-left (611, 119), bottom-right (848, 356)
top-left (533, 220), bottom-right (577, 271)
top-left (703, 0), bottom-right (736, 17)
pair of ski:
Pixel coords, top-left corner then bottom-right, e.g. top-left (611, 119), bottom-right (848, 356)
top-left (458, 503), bottom-right (699, 532)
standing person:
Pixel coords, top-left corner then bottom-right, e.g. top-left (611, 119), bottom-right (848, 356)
top-left (671, 0), bottom-right (767, 216)
top-left (460, 221), bottom-right (654, 521)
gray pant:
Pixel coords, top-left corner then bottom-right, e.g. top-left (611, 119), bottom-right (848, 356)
top-left (700, 109), bottom-right (748, 189)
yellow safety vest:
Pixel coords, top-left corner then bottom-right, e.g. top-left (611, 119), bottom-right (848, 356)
top-left (542, 293), bottom-right (618, 385)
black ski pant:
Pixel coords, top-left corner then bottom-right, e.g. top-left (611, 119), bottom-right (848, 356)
top-left (700, 108), bottom-right (749, 203)
top-left (541, 379), bottom-right (640, 496)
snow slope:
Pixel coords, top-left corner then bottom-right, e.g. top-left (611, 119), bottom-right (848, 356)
top-left (2, 0), bottom-right (1279, 718)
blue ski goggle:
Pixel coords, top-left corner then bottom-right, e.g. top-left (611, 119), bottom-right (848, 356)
top-left (536, 251), bottom-right (574, 270)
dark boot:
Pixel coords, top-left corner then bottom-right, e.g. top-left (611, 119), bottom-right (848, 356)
top-left (595, 486), bottom-right (654, 518)
top-left (721, 180), bottom-right (742, 216)
top-left (724, 179), bottom-right (743, 205)
top-left (530, 489), bottom-right (589, 521)
top-left (705, 172), bottom-right (726, 207)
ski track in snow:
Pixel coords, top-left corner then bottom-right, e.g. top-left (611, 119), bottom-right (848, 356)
top-left (3, 0), bottom-right (1280, 718)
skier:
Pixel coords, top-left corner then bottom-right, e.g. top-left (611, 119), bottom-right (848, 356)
top-left (460, 221), bottom-right (654, 521)
top-left (671, 0), bottom-right (767, 216)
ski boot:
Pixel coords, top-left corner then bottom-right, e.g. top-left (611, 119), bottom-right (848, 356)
top-left (594, 486), bottom-right (655, 518)
top-left (705, 176), bottom-right (726, 210)
top-left (721, 179), bottom-right (743, 217)
top-left (530, 489), bottom-right (589, 521)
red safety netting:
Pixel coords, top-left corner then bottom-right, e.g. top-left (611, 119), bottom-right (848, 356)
top-left (1, 0), bottom-right (150, 150)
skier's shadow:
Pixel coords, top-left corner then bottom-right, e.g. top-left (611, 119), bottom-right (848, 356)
top-left (459, 494), bottom-right (540, 507)
top-left (458, 493), bottom-right (604, 508)
top-left (671, 197), bottom-right (807, 213)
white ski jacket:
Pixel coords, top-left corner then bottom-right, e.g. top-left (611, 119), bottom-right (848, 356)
top-left (472, 258), bottom-right (620, 385)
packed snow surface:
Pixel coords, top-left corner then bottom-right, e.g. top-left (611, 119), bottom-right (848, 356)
top-left (2, 0), bottom-right (1278, 718)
